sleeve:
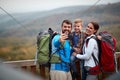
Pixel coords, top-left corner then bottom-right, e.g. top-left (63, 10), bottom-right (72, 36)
top-left (76, 38), bottom-right (97, 60)
top-left (59, 43), bottom-right (71, 63)
top-left (53, 35), bottom-right (71, 63)
top-left (53, 35), bottom-right (61, 48)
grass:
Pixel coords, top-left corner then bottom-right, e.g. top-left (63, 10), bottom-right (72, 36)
top-left (0, 24), bottom-right (120, 61)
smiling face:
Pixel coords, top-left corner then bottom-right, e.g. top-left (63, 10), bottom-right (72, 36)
top-left (61, 20), bottom-right (72, 35)
top-left (85, 22), bottom-right (97, 36)
top-left (62, 23), bottom-right (72, 35)
top-left (74, 19), bottom-right (83, 34)
top-left (74, 22), bottom-right (82, 33)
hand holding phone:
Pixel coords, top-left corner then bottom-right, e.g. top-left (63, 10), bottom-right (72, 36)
top-left (59, 32), bottom-right (68, 42)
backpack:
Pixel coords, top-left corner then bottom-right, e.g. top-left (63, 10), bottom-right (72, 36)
top-left (35, 28), bottom-right (62, 66)
top-left (98, 31), bottom-right (117, 73)
top-left (86, 31), bottom-right (117, 74)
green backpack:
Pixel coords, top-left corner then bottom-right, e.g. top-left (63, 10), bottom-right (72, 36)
top-left (36, 28), bottom-right (62, 66)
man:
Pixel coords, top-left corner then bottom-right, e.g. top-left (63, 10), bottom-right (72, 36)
top-left (50, 20), bottom-right (72, 80)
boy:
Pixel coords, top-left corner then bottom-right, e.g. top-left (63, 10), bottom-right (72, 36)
top-left (70, 19), bottom-right (86, 80)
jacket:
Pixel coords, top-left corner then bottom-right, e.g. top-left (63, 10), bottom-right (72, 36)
top-left (50, 34), bottom-right (71, 72)
top-left (76, 34), bottom-right (99, 67)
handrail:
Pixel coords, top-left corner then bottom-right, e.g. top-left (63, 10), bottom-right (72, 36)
top-left (2, 52), bottom-right (120, 80)
top-left (3, 52), bottom-right (120, 66)
top-left (3, 59), bottom-right (35, 66)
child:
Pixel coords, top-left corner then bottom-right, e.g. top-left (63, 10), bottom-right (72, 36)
top-left (70, 19), bottom-right (86, 80)
top-left (73, 21), bottom-right (100, 80)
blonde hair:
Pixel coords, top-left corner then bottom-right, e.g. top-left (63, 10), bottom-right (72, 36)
top-left (74, 18), bottom-right (82, 24)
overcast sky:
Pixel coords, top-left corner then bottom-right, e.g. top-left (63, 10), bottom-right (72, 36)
top-left (0, 0), bottom-right (120, 13)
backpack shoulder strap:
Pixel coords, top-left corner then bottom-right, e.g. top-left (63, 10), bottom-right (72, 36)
top-left (92, 53), bottom-right (99, 65)
top-left (86, 36), bottom-right (96, 47)
top-left (85, 36), bottom-right (101, 65)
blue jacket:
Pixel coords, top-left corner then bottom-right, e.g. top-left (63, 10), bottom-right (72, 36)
top-left (50, 34), bottom-right (71, 72)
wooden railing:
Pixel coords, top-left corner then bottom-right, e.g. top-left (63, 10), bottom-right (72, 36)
top-left (3, 52), bottom-right (120, 80)
top-left (3, 59), bottom-right (47, 79)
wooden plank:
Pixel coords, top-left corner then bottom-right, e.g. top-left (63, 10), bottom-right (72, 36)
top-left (3, 59), bottom-right (35, 67)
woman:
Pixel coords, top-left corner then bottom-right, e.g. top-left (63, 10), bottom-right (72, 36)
top-left (73, 21), bottom-right (100, 80)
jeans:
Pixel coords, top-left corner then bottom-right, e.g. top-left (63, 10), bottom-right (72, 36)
top-left (81, 60), bottom-right (87, 80)
top-left (70, 55), bottom-right (77, 73)
top-left (70, 55), bottom-right (87, 80)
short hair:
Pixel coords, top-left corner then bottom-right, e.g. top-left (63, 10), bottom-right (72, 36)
top-left (74, 19), bottom-right (82, 24)
top-left (61, 19), bottom-right (72, 27)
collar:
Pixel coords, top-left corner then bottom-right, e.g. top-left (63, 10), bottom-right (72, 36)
top-left (86, 34), bottom-right (95, 40)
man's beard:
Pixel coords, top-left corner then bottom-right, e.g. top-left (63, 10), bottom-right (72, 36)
top-left (62, 30), bottom-right (70, 35)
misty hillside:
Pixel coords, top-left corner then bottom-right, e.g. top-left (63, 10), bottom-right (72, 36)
top-left (0, 2), bottom-right (120, 61)
top-left (0, 2), bottom-right (120, 38)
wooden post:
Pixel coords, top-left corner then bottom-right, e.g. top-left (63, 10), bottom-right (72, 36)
top-left (31, 65), bottom-right (36, 74)
top-left (116, 53), bottom-right (120, 70)
top-left (22, 66), bottom-right (27, 70)
top-left (75, 61), bottom-right (81, 80)
top-left (39, 65), bottom-right (46, 78)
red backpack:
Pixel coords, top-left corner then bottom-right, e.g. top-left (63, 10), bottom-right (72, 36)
top-left (98, 31), bottom-right (117, 72)
top-left (86, 31), bottom-right (117, 74)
